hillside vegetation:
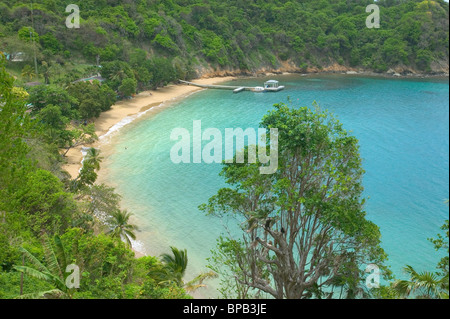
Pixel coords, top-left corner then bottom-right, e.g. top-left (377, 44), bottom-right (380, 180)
top-left (0, 0), bottom-right (448, 87)
top-left (0, 0), bottom-right (448, 300)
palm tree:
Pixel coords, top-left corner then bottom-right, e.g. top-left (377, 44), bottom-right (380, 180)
top-left (21, 65), bottom-right (36, 81)
top-left (84, 147), bottom-right (103, 171)
top-left (392, 265), bottom-right (448, 299)
top-left (70, 147), bottom-right (103, 192)
top-left (161, 246), bottom-right (188, 286)
top-left (158, 246), bottom-right (217, 293)
top-left (13, 234), bottom-right (74, 299)
top-left (107, 210), bottom-right (139, 248)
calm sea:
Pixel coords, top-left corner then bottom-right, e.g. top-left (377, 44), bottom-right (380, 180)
top-left (99, 74), bottom-right (449, 297)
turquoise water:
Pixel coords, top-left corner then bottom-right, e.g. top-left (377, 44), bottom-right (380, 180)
top-left (100, 74), bottom-right (449, 297)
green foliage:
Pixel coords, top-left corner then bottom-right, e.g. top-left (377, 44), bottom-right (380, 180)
top-left (2, 0), bottom-right (447, 74)
top-left (391, 265), bottom-right (448, 299)
top-left (137, 279), bottom-right (192, 299)
top-left (75, 161), bottom-right (98, 190)
top-left (118, 77), bottom-right (137, 97)
top-left (382, 37), bottom-right (410, 65)
top-left (429, 219), bottom-right (449, 289)
top-left (0, 230), bottom-right (20, 272)
top-left (375, 219), bottom-right (449, 299)
top-left (106, 210), bottom-right (139, 248)
top-left (0, 0), bottom-right (448, 301)
top-left (416, 49), bottom-right (434, 72)
top-left (100, 60), bottom-right (135, 91)
top-left (207, 237), bottom-right (256, 299)
top-left (200, 30), bottom-right (228, 66)
top-left (60, 228), bottom-right (135, 286)
top-left (78, 184), bottom-right (121, 218)
top-left (11, 169), bottom-right (76, 235)
top-left (37, 104), bottom-right (68, 131)
top-left (28, 84), bottom-right (77, 118)
top-left (1, 57), bottom-right (193, 299)
top-left (201, 102), bottom-right (389, 299)
top-left (146, 57), bottom-right (177, 89)
top-left (153, 32), bottom-right (179, 53)
top-left (0, 54), bottom-right (34, 217)
top-left (0, 270), bottom-right (53, 299)
top-left (70, 147), bottom-right (103, 193)
top-left (13, 234), bottom-right (75, 299)
top-left (154, 246), bottom-right (217, 294)
top-left (101, 5), bottom-right (139, 38)
top-left (17, 27), bottom-right (39, 43)
top-left (160, 246), bottom-right (189, 287)
top-left (63, 123), bottom-right (97, 157)
top-left (39, 34), bottom-right (61, 54)
top-left (21, 65), bottom-right (35, 81)
top-left (67, 81), bottom-right (116, 120)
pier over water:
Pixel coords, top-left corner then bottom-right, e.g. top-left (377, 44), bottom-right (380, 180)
top-left (178, 79), bottom-right (285, 93)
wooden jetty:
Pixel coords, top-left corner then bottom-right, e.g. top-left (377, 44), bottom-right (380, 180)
top-left (179, 79), bottom-right (284, 93)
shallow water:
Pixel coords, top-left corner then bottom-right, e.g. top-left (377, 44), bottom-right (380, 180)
top-left (100, 74), bottom-right (449, 298)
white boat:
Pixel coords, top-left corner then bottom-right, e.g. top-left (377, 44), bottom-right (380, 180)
top-left (264, 80), bottom-right (285, 92)
top-left (251, 86), bottom-right (265, 92)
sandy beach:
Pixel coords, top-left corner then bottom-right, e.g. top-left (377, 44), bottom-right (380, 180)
top-left (62, 76), bottom-right (236, 179)
top-left (61, 70), bottom-right (448, 179)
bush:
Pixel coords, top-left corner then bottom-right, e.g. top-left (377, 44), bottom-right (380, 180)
top-left (119, 77), bottom-right (137, 97)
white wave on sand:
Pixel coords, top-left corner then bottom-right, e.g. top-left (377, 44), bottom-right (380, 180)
top-left (98, 103), bottom-right (165, 143)
top-left (130, 238), bottom-right (148, 256)
top-left (98, 89), bottom-right (205, 143)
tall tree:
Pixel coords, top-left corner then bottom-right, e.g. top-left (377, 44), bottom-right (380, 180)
top-left (107, 210), bottom-right (139, 248)
top-left (67, 81), bottom-right (116, 120)
top-left (28, 84), bottom-right (77, 117)
top-left (70, 147), bottom-right (104, 192)
top-left (84, 147), bottom-right (103, 171)
top-left (118, 77), bottom-right (137, 97)
top-left (37, 104), bottom-right (68, 131)
top-left (201, 102), bottom-right (388, 299)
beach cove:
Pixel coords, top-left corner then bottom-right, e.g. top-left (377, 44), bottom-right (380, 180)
top-left (1, 0), bottom-right (449, 302)
top-left (97, 74), bottom-right (449, 298)
top-left (63, 74), bottom-right (449, 298)
top-left (63, 71), bottom-right (449, 179)
top-left (62, 76), bottom-right (236, 180)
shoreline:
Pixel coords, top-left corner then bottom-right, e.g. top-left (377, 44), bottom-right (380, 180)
top-left (61, 69), bottom-right (449, 184)
top-left (197, 61), bottom-right (449, 80)
top-left (62, 76), bottom-right (236, 180)
top-left (61, 71), bottom-right (448, 257)
top-left (61, 68), bottom-right (449, 191)
top-left (59, 72), bottom-right (448, 297)
top-left (232, 70), bottom-right (450, 80)
top-left (61, 75), bottom-right (236, 264)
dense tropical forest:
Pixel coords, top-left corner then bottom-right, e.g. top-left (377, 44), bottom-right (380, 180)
top-left (0, 0), bottom-right (449, 87)
top-left (0, 0), bottom-right (449, 300)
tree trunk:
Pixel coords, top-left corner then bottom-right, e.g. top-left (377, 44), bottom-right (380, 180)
top-left (19, 254), bottom-right (24, 295)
